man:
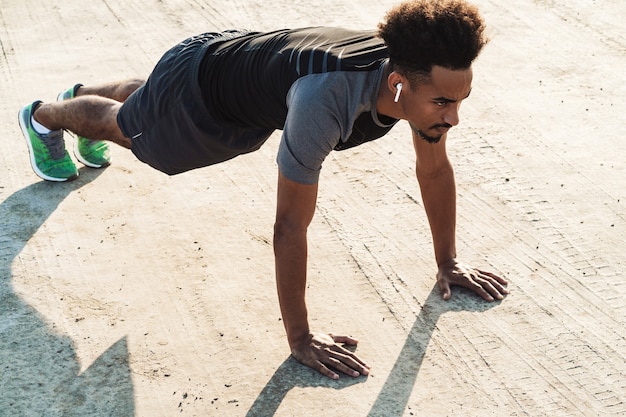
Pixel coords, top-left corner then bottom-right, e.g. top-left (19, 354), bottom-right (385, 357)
top-left (18, 0), bottom-right (509, 379)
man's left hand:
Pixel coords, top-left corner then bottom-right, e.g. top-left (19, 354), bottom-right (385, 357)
top-left (437, 259), bottom-right (509, 302)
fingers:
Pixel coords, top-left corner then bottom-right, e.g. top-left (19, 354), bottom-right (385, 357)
top-left (327, 354), bottom-right (366, 378)
top-left (473, 280), bottom-right (499, 302)
top-left (313, 360), bottom-right (340, 380)
top-left (438, 279), bottom-right (452, 301)
top-left (332, 347), bottom-right (369, 377)
top-left (461, 272), bottom-right (501, 301)
top-left (479, 269), bottom-right (510, 286)
top-left (439, 264), bottom-right (509, 302)
top-left (330, 334), bottom-right (371, 374)
top-left (292, 333), bottom-right (371, 380)
top-left (328, 337), bottom-right (371, 375)
top-left (475, 270), bottom-right (510, 300)
top-left (313, 351), bottom-right (370, 380)
top-left (330, 334), bottom-right (359, 346)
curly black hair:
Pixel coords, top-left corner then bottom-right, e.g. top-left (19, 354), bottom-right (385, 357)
top-left (378, 0), bottom-right (488, 81)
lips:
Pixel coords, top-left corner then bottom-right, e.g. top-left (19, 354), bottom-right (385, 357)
top-left (429, 122), bottom-right (451, 133)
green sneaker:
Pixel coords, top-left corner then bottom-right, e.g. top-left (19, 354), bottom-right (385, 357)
top-left (57, 84), bottom-right (111, 168)
top-left (18, 101), bottom-right (79, 182)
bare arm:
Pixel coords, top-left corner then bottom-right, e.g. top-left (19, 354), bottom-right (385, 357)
top-left (413, 132), bottom-right (508, 301)
top-left (273, 170), bottom-right (370, 379)
top-left (413, 133), bottom-right (457, 265)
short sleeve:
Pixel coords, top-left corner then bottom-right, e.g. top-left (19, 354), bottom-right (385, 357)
top-left (276, 75), bottom-right (346, 185)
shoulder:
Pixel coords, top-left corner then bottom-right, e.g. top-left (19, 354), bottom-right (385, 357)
top-left (287, 71), bottom-right (379, 109)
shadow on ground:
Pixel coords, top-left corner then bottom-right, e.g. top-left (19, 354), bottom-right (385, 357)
top-left (0, 169), bottom-right (134, 417)
top-left (247, 285), bottom-right (501, 417)
top-left (366, 286), bottom-right (501, 416)
top-left (245, 355), bottom-right (365, 417)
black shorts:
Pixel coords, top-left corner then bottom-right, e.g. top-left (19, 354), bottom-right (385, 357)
top-left (117, 32), bottom-right (274, 175)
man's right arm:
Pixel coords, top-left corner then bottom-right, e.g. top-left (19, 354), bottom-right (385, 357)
top-left (273, 170), bottom-right (317, 352)
top-left (273, 170), bottom-right (370, 379)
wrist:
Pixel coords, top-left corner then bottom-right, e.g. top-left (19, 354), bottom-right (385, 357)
top-left (437, 257), bottom-right (457, 269)
top-left (287, 327), bottom-right (311, 351)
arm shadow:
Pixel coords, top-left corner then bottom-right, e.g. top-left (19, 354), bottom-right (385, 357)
top-left (245, 354), bottom-right (366, 417)
top-left (245, 285), bottom-right (501, 417)
top-left (366, 285), bottom-right (503, 417)
top-left (0, 168), bottom-right (135, 416)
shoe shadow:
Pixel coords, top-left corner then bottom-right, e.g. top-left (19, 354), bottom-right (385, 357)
top-left (366, 286), bottom-right (502, 417)
top-left (0, 169), bottom-right (135, 416)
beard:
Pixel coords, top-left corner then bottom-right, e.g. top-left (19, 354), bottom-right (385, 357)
top-left (409, 122), bottom-right (451, 144)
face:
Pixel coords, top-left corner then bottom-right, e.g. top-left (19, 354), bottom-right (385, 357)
top-left (400, 66), bottom-right (473, 144)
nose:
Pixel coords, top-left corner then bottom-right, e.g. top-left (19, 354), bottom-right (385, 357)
top-left (443, 104), bottom-right (460, 127)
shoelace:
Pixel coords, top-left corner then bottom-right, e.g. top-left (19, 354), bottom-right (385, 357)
top-left (41, 130), bottom-right (66, 160)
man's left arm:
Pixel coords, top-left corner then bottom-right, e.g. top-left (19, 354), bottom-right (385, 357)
top-left (413, 132), bottom-right (509, 301)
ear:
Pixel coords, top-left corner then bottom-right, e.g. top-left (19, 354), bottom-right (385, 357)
top-left (387, 71), bottom-right (406, 94)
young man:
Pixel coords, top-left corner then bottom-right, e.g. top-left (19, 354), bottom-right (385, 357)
top-left (18, 0), bottom-right (509, 379)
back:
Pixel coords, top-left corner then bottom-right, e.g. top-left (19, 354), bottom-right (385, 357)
top-left (199, 27), bottom-right (389, 129)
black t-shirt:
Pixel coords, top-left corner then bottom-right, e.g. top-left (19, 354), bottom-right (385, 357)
top-left (198, 27), bottom-right (398, 183)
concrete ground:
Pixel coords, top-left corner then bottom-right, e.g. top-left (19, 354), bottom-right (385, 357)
top-left (0, 0), bottom-right (624, 416)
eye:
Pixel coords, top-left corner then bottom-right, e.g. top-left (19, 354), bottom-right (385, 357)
top-left (434, 101), bottom-right (447, 107)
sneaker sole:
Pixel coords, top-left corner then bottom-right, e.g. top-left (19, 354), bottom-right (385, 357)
top-left (18, 107), bottom-right (78, 182)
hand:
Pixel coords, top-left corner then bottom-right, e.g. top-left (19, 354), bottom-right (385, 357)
top-left (290, 332), bottom-right (371, 380)
top-left (437, 258), bottom-right (509, 302)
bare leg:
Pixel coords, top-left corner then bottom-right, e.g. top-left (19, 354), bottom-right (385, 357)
top-left (30, 78), bottom-right (145, 149)
top-left (75, 79), bottom-right (144, 102)
top-left (33, 97), bottom-right (131, 149)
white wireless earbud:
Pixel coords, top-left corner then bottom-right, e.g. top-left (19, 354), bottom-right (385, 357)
top-left (394, 83), bottom-right (403, 103)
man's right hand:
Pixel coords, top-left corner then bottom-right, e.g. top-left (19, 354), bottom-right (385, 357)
top-left (290, 332), bottom-right (371, 380)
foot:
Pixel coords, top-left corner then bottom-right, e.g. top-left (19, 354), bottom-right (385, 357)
top-left (18, 101), bottom-right (78, 182)
top-left (57, 84), bottom-right (112, 168)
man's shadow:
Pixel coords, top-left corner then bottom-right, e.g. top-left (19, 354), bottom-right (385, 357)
top-left (246, 285), bottom-right (501, 417)
top-left (0, 169), bottom-right (134, 416)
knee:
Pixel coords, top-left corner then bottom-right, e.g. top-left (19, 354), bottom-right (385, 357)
top-left (119, 79), bottom-right (145, 101)
top-left (107, 103), bottom-right (130, 146)
top-left (127, 78), bottom-right (145, 90)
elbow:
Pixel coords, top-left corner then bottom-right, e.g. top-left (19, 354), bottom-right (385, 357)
top-left (273, 220), bottom-right (289, 248)
top-left (273, 218), bottom-right (306, 253)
